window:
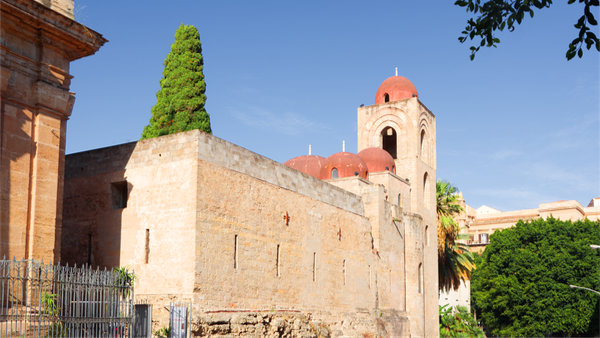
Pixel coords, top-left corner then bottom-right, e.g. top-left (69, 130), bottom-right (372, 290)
top-left (234, 235), bottom-right (239, 269)
top-left (425, 225), bottom-right (429, 246)
top-left (480, 233), bottom-right (489, 244)
top-left (397, 193), bottom-right (402, 207)
top-left (418, 263), bottom-right (423, 294)
top-left (420, 129), bottom-right (426, 158)
top-left (276, 244), bottom-right (281, 277)
top-left (331, 168), bottom-right (338, 179)
top-left (111, 181), bottom-right (128, 209)
top-left (144, 229), bottom-right (150, 264)
top-left (382, 127), bottom-right (397, 159)
top-left (384, 93), bottom-right (390, 102)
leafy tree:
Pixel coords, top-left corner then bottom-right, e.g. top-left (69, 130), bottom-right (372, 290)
top-left (455, 0), bottom-right (599, 60)
top-left (142, 24), bottom-right (211, 139)
top-left (437, 180), bottom-right (475, 292)
top-left (471, 217), bottom-right (600, 336)
top-left (439, 305), bottom-right (485, 338)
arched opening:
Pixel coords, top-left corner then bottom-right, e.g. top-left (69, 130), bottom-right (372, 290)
top-left (397, 193), bottom-right (402, 207)
top-left (381, 127), bottom-right (397, 159)
top-left (384, 93), bottom-right (390, 102)
top-left (425, 225), bottom-right (429, 246)
top-left (331, 168), bottom-right (338, 179)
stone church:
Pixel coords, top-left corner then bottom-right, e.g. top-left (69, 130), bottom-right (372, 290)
top-left (1, 0), bottom-right (439, 336)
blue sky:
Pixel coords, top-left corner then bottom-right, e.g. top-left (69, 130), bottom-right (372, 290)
top-left (67, 1), bottom-right (599, 211)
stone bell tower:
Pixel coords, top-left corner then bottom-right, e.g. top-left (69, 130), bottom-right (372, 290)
top-left (357, 71), bottom-right (438, 337)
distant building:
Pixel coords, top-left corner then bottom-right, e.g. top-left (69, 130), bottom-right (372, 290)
top-left (463, 197), bottom-right (600, 253)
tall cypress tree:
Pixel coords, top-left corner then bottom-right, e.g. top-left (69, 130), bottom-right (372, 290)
top-left (141, 24), bottom-right (211, 139)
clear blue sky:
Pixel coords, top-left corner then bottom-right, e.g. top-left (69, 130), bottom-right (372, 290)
top-left (67, 1), bottom-right (599, 211)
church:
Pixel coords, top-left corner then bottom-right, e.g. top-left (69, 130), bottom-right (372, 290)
top-left (61, 73), bottom-right (438, 336)
top-left (1, 0), bottom-right (439, 336)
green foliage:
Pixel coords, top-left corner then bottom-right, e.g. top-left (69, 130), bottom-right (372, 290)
top-left (154, 326), bottom-right (171, 337)
top-left (439, 305), bottom-right (485, 338)
top-left (455, 0), bottom-right (599, 60)
top-left (471, 217), bottom-right (600, 336)
top-left (142, 24), bottom-right (211, 139)
top-left (41, 293), bottom-right (60, 316)
top-left (45, 323), bottom-right (67, 337)
top-left (112, 266), bottom-right (135, 298)
top-left (437, 180), bottom-right (475, 292)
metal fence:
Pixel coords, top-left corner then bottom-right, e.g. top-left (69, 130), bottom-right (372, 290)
top-left (0, 258), bottom-right (134, 337)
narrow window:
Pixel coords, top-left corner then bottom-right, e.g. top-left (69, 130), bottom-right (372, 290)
top-left (144, 229), bottom-right (150, 264)
top-left (343, 259), bottom-right (346, 286)
top-left (276, 244), bottom-right (281, 277)
top-left (384, 93), bottom-right (390, 102)
top-left (397, 193), bottom-right (402, 207)
top-left (312, 252), bottom-right (317, 282)
top-left (419, 129), bottom-right (426, 158)
top-left (425, 225), bottom-right (429, 246)
top-left (368, 265), bottom-right (372, 289)
top-left (331, 168), bottom-right (338, 179)
top-left (418, 263), bottom-right (423, 294)
top-left (381, 127), bottom-right (397, 159)
top-left (234, 235), bottom-right (238, 269)
top-left (423, 172), bottom-right (429, 206)
top-left (87, 233), bottom-right (93, 265)
top-left (111, 181), bottom-right (128, 209)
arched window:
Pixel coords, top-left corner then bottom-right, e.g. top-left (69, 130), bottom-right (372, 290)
top-left (397, 193), bottom-right (402, 207)
top-left (425, 225), bottom-right (429, 246)
top-left (384, 93), bottom-right (390, 102)
top-left (331, 168), bottom-right (338, 179)
top-left (381, 127), bottom-right (397, 159)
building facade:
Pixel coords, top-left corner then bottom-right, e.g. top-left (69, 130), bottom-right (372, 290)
top-left (464, 197), bottom-right (600, 253)
top-left (62, 75), bottom-right (440, 336)
top-left (0, 0), bottom-right (105, 262)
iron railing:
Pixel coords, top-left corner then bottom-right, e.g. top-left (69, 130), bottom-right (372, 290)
top-left (0, 258), bottom-right (134, 337)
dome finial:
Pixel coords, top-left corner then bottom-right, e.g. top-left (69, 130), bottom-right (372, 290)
top-left (395, 67), bottom-right (398, 76)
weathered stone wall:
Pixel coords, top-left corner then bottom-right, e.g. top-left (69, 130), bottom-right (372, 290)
top-left (0, 0), bottom-right (104, 262)
top-left (63, 131), bottom-right (416, 337)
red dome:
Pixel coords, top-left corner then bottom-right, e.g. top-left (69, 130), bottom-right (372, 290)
top-left (284, 155), bottom-right (327, 179)
top-left (358, 147), bottom-right (395, 174)
top-left (321, 152), bottom-right (368, 180)
top-left (375, 76), bottom-right (418, 104)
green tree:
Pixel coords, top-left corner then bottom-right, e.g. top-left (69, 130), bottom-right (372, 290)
top-left (471, 217), bottom-right (600, 336)
top-left (455, 0), bottom-right (599, 60)
top-left (439, 305), bottom-right (485, 338)
top-left (142, 24), bottom-right (211, 139)
top-left (437, 180), bottom-right (475, 292)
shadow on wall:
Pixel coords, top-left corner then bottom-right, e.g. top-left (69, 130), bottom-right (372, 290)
top-left (0, 105), bottom-right (34, 259)
top-left (60, 145), bottom-right (136, 269)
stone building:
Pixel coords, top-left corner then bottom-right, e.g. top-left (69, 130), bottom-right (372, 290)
top-left (0, 0), bottom-right (105, 262)
top-left (62, 75), bottom-right (439, 336)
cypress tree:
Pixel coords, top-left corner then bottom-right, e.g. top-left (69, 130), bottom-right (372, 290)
top-left (141, 24), bottom-right (211, 139)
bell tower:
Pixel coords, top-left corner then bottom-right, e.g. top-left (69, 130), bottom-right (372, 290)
top-left (357, 72), bottom-right (438, 337)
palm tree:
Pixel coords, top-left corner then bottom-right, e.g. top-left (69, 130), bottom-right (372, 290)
top-left (437, 180), bottom-right (475, 292)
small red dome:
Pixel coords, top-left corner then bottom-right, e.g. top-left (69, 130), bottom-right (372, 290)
top-left (284, 155), bottom-right (327, 179)
top-left (358, 147), bottom-right (395, 174)
top-left (321, 152), bottom-right (369, 180)
top-left (375, 75), bottom-right (418, 104)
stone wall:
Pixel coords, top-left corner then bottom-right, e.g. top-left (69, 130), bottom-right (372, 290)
top-left (63, 131), bottom-right (419, 336)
